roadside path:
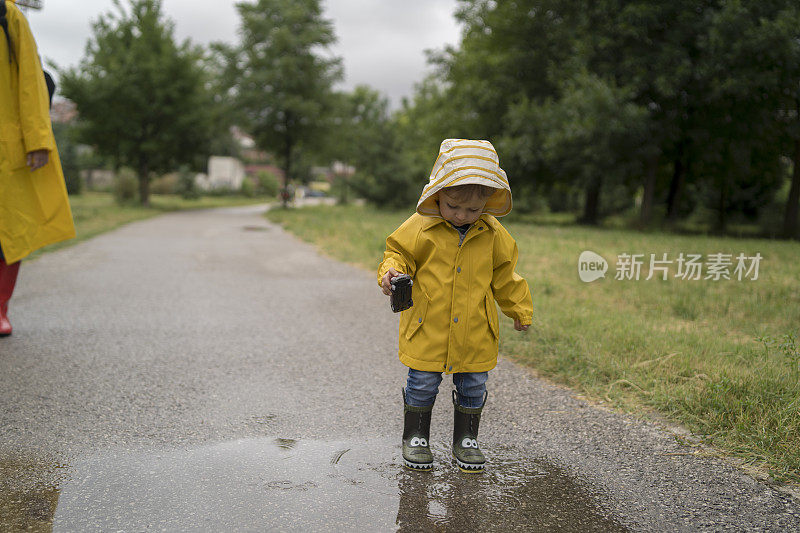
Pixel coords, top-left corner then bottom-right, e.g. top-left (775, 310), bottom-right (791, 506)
top-left (0, 204), bottom-right (797, 531)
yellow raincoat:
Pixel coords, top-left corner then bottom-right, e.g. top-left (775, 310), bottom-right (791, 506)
top-left (378, 213), bottom-right (533, 374)
top-left (0, 1), bottom-right (75, 263)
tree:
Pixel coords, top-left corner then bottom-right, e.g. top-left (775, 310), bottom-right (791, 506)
top-left (400, 0), bottom-right (798, 234)
top-left (432, 0), bottom-right (652, 221)
top-left (698, 1), bottom-right (799, 235)
top-left (394, 77), bottom-right (467, 205)
top-left (59, 0), bottom-right (215, 206)
top-left (581, 1), bottom-right (723, 225)
top-left (229, 0), bottom-right (342, 207)
top-left (766, 6), bottom-right (800, 239)
top-left (435, 0), bottom-right (581, 140)
top-left (324, 86), bottom-right (417, 209)
top-left (580, 0), bottom-right (789, 231)
top-left (501, 72), bottom-right (648, 223)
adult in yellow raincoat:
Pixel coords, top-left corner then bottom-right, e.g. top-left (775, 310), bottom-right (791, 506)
top-left (378, 138), bottom-right (533, 472)
top-left (0, 0), bottom-right (75, 336)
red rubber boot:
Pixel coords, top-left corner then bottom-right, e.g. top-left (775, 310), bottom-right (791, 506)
top-left (0, 259), bottom-right (21, 337)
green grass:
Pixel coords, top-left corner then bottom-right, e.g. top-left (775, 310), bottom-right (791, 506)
top-left (267, 203), bottom-right (800, 485)
top-left (26, 191), bottom-right (271, 261)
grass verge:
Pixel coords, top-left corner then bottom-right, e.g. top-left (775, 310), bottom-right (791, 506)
top-left (267, 203), bottom-right (800, 485)
top-left (26, 191), bottom-right (271, 261)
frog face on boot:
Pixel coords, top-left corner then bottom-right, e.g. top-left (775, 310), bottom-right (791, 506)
top-left (402, 389), bottom-right (434, 470)
top-left (452, 390), bottom-right (486, 473)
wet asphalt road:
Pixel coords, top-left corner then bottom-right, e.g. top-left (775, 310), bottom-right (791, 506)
top-left (1, 203), bottom-right (799, 531)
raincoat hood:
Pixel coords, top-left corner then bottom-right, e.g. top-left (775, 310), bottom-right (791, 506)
top-left (416, 138), bottom-right (512, 218)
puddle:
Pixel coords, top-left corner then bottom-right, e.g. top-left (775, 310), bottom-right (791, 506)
top-left (242, 225), bottom-right (270, 232)
top-left (0, 455), bottom-right (65, 532)
top-left (3, 438), bottom-right (625, 531)
top-left (394, 444), bottom-right (625, 531)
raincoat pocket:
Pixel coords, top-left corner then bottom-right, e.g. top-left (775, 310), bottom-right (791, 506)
top-left (405, 291), bottom-right (429, 340)
top-left (0, 128), bottom-right (28, 171)
top-left (485, 293), bottom-right (499, 340)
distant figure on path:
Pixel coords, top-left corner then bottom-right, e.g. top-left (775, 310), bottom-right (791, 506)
top-left (378, 139), bottom-right (533, 472)
top-left (0, 0), bottom-right (75, 336)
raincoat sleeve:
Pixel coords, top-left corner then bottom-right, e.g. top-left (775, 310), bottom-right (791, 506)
top-left (14, 8), bottom-right (55, 154)
top-left (377, 217), bottom-right (418, 287)
top-left (491, 227), bottom-right (533, 326)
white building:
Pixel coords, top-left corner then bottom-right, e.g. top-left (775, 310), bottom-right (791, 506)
top-left (195, 156), bottom-right (245, 191)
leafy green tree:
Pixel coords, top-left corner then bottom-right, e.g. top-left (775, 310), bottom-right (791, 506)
top-left (326, 86), bottom-right (415, 208)
top-left (228, 0), bottom-right (342, 207)
top-left (395, 76), bottom-right (465, 189)
top-left (690, 1), bottom-right (798, 235)
top-left (204, 43), bottom-right (244, 159)
top-left (694, 1), bottom-right (788, 233)
top-left (580, 0), bottom-right (791, 232)
top-left (430, 1), bottom-right (605, 214)
top-left (399, 0), bottom-right (799, 234)
top-left (326, 86), bottom-right (389, 169)
top-left (435, 0), bottom-right (581, 140)
top-left (432, 0), bottom-right (650, 222)
top-left (765, 6), bottom-right (800, 239)
top-left (59, 0), bottom-right (216, 206)
top-left (580, 0), bottom-right (723, 224)
top-left (501, 72), bottom-right (649, 223)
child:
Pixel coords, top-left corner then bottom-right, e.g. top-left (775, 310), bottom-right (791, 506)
top-left (378, 138), bottom-right (533, 472)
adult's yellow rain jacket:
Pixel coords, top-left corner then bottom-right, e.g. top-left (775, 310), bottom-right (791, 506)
top-left (0, 1), bottom-right (74, 263)
top-left (378, 213), bottom-right (533, 374)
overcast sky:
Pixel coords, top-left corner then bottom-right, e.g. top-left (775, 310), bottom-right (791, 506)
top-left (22, 0), bottom-right (462, 109)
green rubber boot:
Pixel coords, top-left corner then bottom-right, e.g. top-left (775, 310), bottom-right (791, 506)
top-left (402, 389), bottom-right (434, 470)
top-left (452, 390), bottom-right (487, 473)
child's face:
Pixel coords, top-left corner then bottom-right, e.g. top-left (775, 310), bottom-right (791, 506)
top-left (438, 189), bottom-right (488, 226)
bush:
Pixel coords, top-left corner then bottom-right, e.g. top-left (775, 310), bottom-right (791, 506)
top-left (178, 166), bottom-right (199, 199)
top-left (255, 170), bottom-right (280, 197)
top-left (240, 177), bottom-right (255, 197)
top-left (113, 168), bottom-right (139, 204)
top-left (150, 173), bottom-right (180, 195)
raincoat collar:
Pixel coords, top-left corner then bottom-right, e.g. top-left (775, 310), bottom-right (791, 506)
top-left (421, 213), bottom-right (498, 232)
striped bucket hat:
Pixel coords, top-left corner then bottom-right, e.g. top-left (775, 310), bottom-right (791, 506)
top-left (416, 139), bottom-right (512, 217)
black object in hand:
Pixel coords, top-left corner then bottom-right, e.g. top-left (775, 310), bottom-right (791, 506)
top-left (390, 274), bottom-right (414, 313)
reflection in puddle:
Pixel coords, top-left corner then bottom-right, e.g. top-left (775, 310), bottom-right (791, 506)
top-left (395, 443), bottom-right (625, 531)
top-left (264, 480), bottom-right (318, 491)
top-left (1, 438), bottom-right (625, 531)
top-left (0, 456), bottom-right (64, 532)
top-left (275, 438), bottom-right (297, 450)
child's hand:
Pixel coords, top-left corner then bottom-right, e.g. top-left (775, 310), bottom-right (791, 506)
top-left (514, 319), bottom-right (529, 332)
top-left (381, 268), bottom-right (403, 295)
top-left (26, 149), bottom-right (49, 171)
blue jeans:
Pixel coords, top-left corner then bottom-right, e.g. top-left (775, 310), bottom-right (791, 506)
top-left (405, 368), bottom-right (488, 408)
